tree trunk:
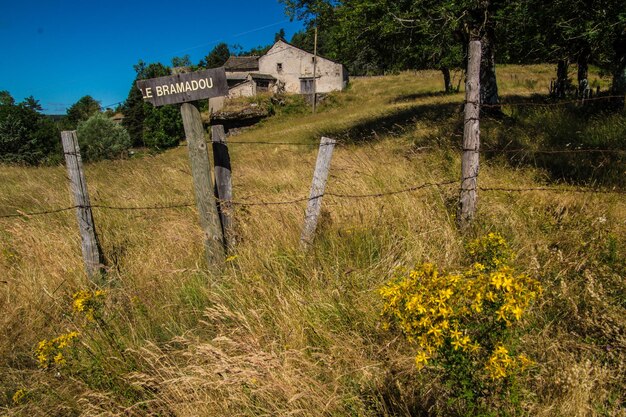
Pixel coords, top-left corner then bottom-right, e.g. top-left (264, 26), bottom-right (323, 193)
top-left (610, 29), bottom-right (626, 93)
top-left (577, 54), bottom-right (589, 97)
top-left (614, 65), bottom-right (626, 95)
top-left (441, 67), bottom-right (452, 94)
top-left (555, 59), bottom-right (569, 98)
top-left (480, 28), bottom-right (499, 111)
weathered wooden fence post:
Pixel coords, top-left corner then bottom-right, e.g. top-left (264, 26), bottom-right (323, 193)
top-left (457, 40), bottom-right (481, 230)
top-left (181, 103), bottom-right (225, 265)
top-left (61, 131), bottom-right (105, 281)
top-left (211, 124), bottom-right (234, 250)
top-left (300, 137), bottom-right (337, 247)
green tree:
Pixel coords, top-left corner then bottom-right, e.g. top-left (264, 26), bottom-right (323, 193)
top-left (199, 43), bottom-right (231, 68)
top-left (65, 96), bottom-right (101, 129)
top-left (76, 113), bottom-right (131, 162)
top-left (284, 0), bottom-right (463, 86)
top-left (171, 54), bottom-right (192, 68)
top-left (275, 28), bottom-right (286, 42)
top-left (0, 90), bottom-right (15, 106)
top-left (122, 61), bottom-right (168, 147)
top-left (121, 61), bottom-right (184, 149)
top-left (0, 96), bottom-right (59, 164)
top-left (142, 104), bottom-right (184, 149)
top-left (22, 96), bottom-right (43, 111)
top-left (495, 0), bottom-right (626, 96)
top-left (239, 44), bottom-right (272, 56)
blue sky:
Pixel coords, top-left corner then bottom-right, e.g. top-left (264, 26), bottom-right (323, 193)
top-left (0, 1), bottom-right (303, 114)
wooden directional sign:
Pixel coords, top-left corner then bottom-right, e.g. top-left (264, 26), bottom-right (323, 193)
top-left (136, 67), bottom-right (228, 107)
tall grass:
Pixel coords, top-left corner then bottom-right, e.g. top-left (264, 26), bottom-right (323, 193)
top-left (1, 65), bottom-right (624, 416)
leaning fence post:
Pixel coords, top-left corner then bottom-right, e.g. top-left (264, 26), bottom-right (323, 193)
top-left (457, 39), bottom-right (481, 230)
top-left (181, 103), bottom-right (225, 266)
top-left (300, 137), bottom-right (337, 247)
top-left (211, 124), bottom-right (234, 251)
top-left (61, 131), bottom-right (105, 281)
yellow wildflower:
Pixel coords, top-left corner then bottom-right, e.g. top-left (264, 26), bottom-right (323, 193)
top-left (502, 276), bottom-right (513, 291)
top-left (518, 354), bottom-right (535, 370)
top-left (451, 339), bottom-right (464, 350)
top-left (495, 344), bottom-right (509, 356)
top-left (72, 289), bottom-right (105, 322)
top-left (53, 352), bottom-right (66, 366)
top-left (415, 351), bottom-right (429, 370)
top-left (12, 389), bottom-right (27, 405)
top-left (496, 308), bottom-right (508, 322)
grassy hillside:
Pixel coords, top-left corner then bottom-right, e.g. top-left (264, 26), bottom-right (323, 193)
top-left (1, 65), bottom-right (625, 416)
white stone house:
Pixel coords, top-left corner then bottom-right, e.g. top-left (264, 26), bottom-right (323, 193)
top-left (259, 40), bottom-right (348, 94)
top-left (224, 40), bottom-right (348, 97)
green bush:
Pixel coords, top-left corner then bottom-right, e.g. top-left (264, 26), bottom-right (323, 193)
top-left (76, 113), bottom-right (131, 162)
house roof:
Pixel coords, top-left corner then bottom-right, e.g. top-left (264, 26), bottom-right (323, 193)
top-left (224, 56), bottom-right (259, 72)
top-left (226, 73), bottom-right (249, 81)
top-left (250, 73), bottom-right (276, 81)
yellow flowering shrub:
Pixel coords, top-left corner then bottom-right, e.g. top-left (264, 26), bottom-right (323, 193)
top-left (380, 233), bottom-right (542, 406)
top-left (72, 289), bottom-right (106, 322)
top-left (35, 331), bottom-right (80, 369)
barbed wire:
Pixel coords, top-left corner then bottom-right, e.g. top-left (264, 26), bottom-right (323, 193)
top-left (229, 179), bottom-right (459, 207)
top-left (179, 139), bottom-right (625, 155)
top-left (178, 140), bottom-right (335, 147)
top-left (2, 178), bottom-right (624, 220)
top-left (479, 148), bottom-right (626, 154)
top-left (0, 202), bottom-right (195, 219)
top-left (469, 94), bottom-right (625, 108)
top-left (480, 186), bottom-right (626, 195)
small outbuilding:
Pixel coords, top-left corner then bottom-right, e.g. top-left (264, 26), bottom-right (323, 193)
top-left (228, 73), bottom-right (277, 98)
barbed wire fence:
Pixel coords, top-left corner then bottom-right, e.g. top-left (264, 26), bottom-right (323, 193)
top-left (1, 147), bottom-right (623, 221)
top-left (2, 93), bottom-right (625, 220)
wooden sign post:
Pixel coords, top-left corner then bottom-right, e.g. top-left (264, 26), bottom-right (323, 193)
top-left (138, 68), bottom-right (229, 266)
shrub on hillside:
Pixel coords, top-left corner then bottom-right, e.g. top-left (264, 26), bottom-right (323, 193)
top-left (76, 113), bottom-right (131, 162)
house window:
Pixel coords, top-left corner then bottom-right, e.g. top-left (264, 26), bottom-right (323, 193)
top-left (277, 63), bottom-right (283, 72)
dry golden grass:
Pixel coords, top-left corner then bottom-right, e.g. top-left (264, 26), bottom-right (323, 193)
top-left (1, 65), bottom-right (624, 416)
